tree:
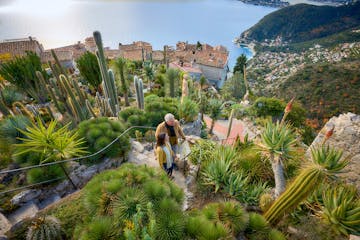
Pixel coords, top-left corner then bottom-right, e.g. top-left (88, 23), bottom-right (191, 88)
top-left (143, 63), bottom-right (155, 91)
top-left (258, 121), bottom-right (296, 197)
top-left (0, 52), bottom-right (48, 103)
top-left (208, 99), bottom-right (223, 134)
top-left (233, 54), bottom-right (247, 74)
top-left (76, 51), bottom-right (102, 91)
top-left (15, 119), bottom-right (87, 189)
top-left (113, 57), bottom-right (130, 106)
top-left (221, 72), bottom-right (246, 101)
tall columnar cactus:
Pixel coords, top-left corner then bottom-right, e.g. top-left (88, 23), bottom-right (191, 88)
top-left (93, 31), bottom-right (120, 117)
top-left (134, 76), bottom-right (144, 110)
top-left (226, 108), bottom-right (235, 139)
top-left (181, 74), bottom-right (189, 104)
top-left (264, 145), bottom-right (349, 224)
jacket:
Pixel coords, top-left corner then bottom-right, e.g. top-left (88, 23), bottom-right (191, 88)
top-left (156, 143), bottom-right (174, 167)
top-left (155, 120), bottom-right (186, 142)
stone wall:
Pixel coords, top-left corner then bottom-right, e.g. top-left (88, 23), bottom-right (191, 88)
top-left (308, 112), bottom-right (360, 191)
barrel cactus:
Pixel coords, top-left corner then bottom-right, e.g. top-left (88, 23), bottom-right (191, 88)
top-left (26, 216), bottom-right (63, 240)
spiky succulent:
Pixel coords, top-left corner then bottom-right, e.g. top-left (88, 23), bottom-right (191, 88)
top-left (319, 185), bottom-right (360, 236)
top-left (26, 216), bottom-right (63, 240)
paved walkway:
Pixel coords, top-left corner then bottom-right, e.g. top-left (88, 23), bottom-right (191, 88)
top-left (203, 115), bottom-right (245, 144)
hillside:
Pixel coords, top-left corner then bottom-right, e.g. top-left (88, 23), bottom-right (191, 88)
top-left (276, 60), bottom-right (360, 128)
top-left (241, 2), bottom-right (360, 43)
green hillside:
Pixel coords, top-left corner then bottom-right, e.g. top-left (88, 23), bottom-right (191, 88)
top-left (242, 2), bottom-right (360, 43)
top-left (277, 60), bottom-right (360, 128)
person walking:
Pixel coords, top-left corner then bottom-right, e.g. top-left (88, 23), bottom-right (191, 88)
top-left (155, 133), bottom-right (175, 178)
top-left (155, 113), bottom-right (186, 155)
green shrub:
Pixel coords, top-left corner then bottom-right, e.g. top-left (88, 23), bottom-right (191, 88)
top-left (0, 115), bottom-right (32, 143)
top-left (27, 165), bottom-right (64, 184)
top-left (188, 140), bottom-right (217, 165)
top-left (77, 117), bottom-right (130, 162)
top-left (187, 201), bottom-right (248, 238)
top-left (178, 97), bottom-right (199, 122)
top-left (0, 85), bottom-right (25, 107)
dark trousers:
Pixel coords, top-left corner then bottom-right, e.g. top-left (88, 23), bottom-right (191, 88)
top-left (162, 163), bottom-right (173, 176)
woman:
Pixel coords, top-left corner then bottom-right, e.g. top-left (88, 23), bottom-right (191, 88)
top-left (155, 132), bottom-right (175, 178)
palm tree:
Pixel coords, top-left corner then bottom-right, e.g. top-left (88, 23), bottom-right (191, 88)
top-left (208, 99), bottom-right (223, 134)
top-left (113, 57), bottom-right (130, 106)
top-left (15, 119), bottom-right (87, 189)
top-left (258, 121), bottom-right (296, 197)
top-left (143, 63), bottom-right (155, 92)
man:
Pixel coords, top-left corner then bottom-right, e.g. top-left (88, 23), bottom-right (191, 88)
top-left (155, 113), bottom-right (186, 155)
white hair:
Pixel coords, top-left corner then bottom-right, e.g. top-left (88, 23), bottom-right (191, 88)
top-left (164, 113), bottom-right (175, 122)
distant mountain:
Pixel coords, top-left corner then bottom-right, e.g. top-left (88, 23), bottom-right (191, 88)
top-left (241, 2), bottom-right (360, 43)
top-left (277, 60), bottom-right (360, 128)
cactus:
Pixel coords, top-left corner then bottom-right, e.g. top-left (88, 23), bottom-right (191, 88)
top-left (226, 108), bottom-right (235, 139)
top-left (181, 74), bottom-right (189, 104)
top-left (86, 99), bottom-right (97, 118)
top-left (93, 31), bottom-right (120, 117)
top-left (26, 216), bottom-right (62, 240)
top-left (12, 102), bottom-right (35, 122)
top-left (0, 98), bottom-right (11, 116)
top-left (134, 76), bottom-right (144, 110)
top-left (264, 145), bottom-right (348, 224)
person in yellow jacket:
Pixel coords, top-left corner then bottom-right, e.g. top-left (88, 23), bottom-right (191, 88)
top-left (155, 113), bottom-right (186, 155)
top-left (155, 132), bottom-right (175, 178)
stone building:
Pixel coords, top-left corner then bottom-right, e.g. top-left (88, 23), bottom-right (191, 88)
top-left (0, 37), bottom-right (44, 61)
top-left (118, 41), bottom-right (153, 61)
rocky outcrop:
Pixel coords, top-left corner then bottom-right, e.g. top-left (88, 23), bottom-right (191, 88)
top-left (309, 112), bottom-right (360, 190)
top-left (0, 213), bottom-right (11, 236)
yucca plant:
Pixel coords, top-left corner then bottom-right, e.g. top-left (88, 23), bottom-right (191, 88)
top-left (319, 185), bottom-right (360, 236)
top-left (15, 118), bottom-right (87, 189)
top-left (258, 120), bottom-right (296, 197)
top-left (201, 201), bottom-right (249, 236)
top-left (264, 145), bottom-right (349, 224)
top-left (113, 188), bottom-right (149, 220)
top-left (79, 216), bottom-right (117, 240)
top-left (154, 206), bottom-right (185, 240)
top-left (26, 216), bottom-right (63, 240)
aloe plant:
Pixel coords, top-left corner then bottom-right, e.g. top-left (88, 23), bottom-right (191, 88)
top-left (112, 57), bottom-right (130, 106)
top-left (264, 145), bottom-right (349, 224)
top-left (319, 185), bottom-right (360, 236)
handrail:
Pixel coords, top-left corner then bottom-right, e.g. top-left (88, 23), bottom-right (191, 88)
top-left (0, 126), bottom-right (155, 175)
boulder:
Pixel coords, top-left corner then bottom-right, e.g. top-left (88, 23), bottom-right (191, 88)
top-left (308, 112), bottom-right (360, 191)
top-left (10, 190), bottom-right (41, 206)
top-left (132, 140), bottom-right (145, 153)
top-left (7, 202), bottom-right (38, 225)
top-left (0, 213), bottom-right (11, 236)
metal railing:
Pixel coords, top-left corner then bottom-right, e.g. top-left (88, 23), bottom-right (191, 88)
top-left (0, 127), bottom-right (235, 196)
top-left (0, 126), bottom-right (156, 195)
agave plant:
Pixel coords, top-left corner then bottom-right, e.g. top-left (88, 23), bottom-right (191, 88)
top-left (15, 118), bottom-right (87, 189)
top-left (201, 146), bottom-right (238, 193)
top-left (26, 216), bottom-right (63, 240)
top-left (319, 185), bottom-right (360, 236)
top-left (258, 120), bottom-right (296, 197)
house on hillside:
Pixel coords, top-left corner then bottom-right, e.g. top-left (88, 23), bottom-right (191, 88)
top-left (118, 41), bottom-right (153, 62)
top-left (169, 61), bottom-right (203, 81)
top-left (173, 42), bottom-right (229, 88)
top-left (0, 37), bottom-right (44, 62)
